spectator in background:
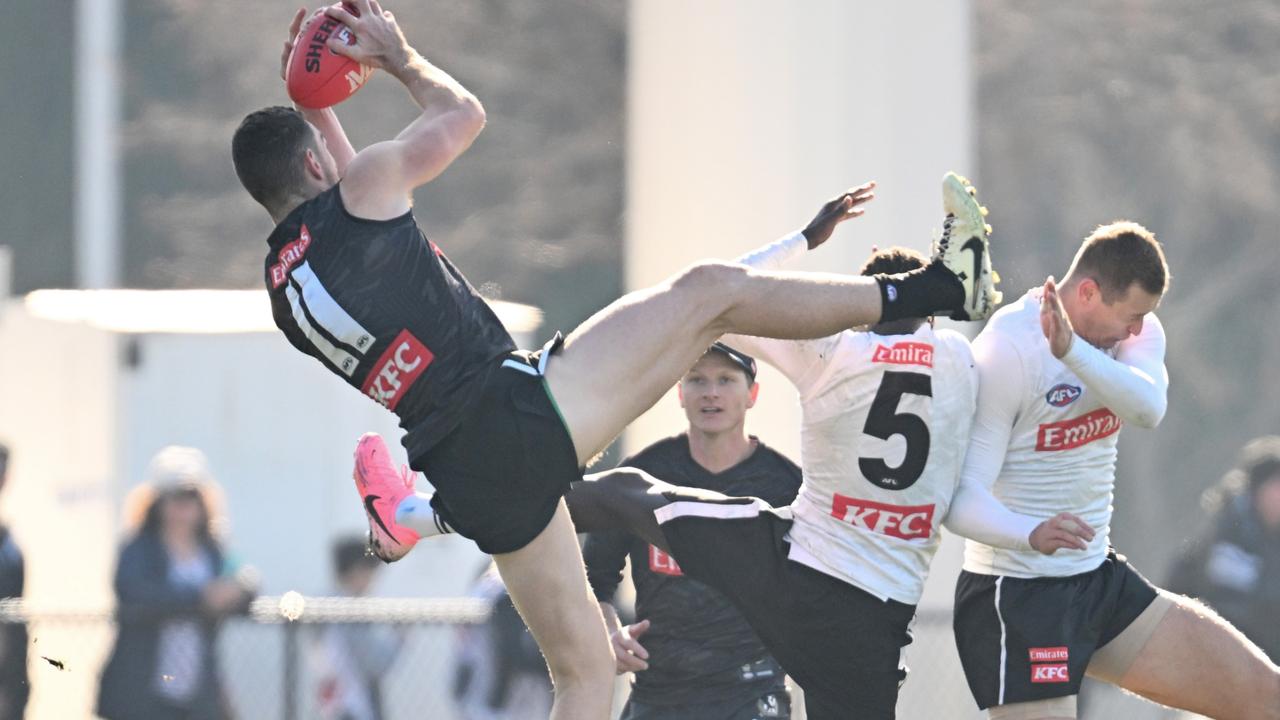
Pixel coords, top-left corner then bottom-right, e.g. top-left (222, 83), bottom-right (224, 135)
top-left (0, 443), bottom-right (28, 719)
top-left (97, 446), bottom-right (256, 720)
top-left (1168, 435), bottom-right (1280, 662)
top-left (451, 561), bottom-right (552, 720)
top-left (312, 536), bottom-right (404, 720)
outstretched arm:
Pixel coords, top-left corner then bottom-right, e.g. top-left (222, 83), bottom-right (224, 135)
top-left (281, 8), bottom-right (357, 174)
top-left (1041, 278), bottom-right (1168, 428)
top-left (326, 0), bottom-right (487, 220)
top-left (724, 183), bottom-right (876, 395)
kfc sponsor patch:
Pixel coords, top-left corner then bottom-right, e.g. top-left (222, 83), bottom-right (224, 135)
top-left (361, 330), bottom-right (433, 411)
top-left (830, 495), bottom-right (935, 541)
top-left (1031, 663), bottom-right (1070, 683)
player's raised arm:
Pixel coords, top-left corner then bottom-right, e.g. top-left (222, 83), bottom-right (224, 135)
top-left (281, 8), bottom-right (358, 174)
top-left (326, 0), bottom-right (487, 220)
top-left (1041, 277), bottom-right (1169, 428)
top-left (722, 184), bottom-right (875, 394)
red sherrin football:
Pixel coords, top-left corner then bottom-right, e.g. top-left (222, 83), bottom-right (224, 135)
top-left (286, 12), bottom-right (372, 109)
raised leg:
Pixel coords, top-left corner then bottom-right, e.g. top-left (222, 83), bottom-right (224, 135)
top-left (545, 260), bottom-right (884, 463)
top-left (492, 500), bottom-right (616, 720)
top-left (1093, 592), bottom-right (1280, 720)
top-left (564, 467), bottom-right (751, 551)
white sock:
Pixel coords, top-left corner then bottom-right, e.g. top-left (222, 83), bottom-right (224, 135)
top-left (394, 492), bottom-right (453, 537)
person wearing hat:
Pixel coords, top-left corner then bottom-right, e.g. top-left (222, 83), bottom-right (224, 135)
top-left (583, 343), bottom-right (801, 720)
top-left (97, 446), bottom-right (256, 720)
top-left (1168, 436), bottom-right (1280, 663)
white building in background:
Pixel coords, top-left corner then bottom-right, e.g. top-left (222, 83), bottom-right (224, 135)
top-left (0, 289), bottom-right (540, 719)
top-left (627, 2), bottom-right (977, 716)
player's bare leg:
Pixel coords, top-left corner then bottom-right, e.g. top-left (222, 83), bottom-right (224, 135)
top-left (1088, 592), bottom-right (1280, 720)
top-left (546, 261), bottom-right (887, 462)
top-left (545, 176), bottom-right (995, 463)
top-left (492, 500), bottom-right (616, 720)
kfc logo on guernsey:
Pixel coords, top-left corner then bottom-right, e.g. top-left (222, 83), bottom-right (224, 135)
top-left (830, 495), bottom-right (935, 540)
top-left (872, 342), bottom-right (934, 368)
top-left (270, 225), bottom-right (313, 288)
top-left (648, 545), bottom-right (683, 576)
top-left (1031, 664), bottom-right (1070, 683)
top-left (1036, 408), bottom-right (1121, 451)
top-left (1045, 383), bottom-right (1082, 407)
top-left (361, 330), bottom-right (434, 411)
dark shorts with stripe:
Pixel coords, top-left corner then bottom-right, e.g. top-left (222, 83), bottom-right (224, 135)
top-left (655, 496), bottom-right (916, 720)
top-left (952, 551), bottom-right (1159, 709)
top-left (410, 337), bottom-right (579, 554)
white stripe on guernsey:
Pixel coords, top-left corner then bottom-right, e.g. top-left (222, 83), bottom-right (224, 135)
top-left (292, 262), bottom-right (375, 355)
top-left (995, 576), bottom-right (1007, 705)
top-left (285, 283), bottom-right (359, 377)
top-left (501, 359), bottom-right (540, 377)
top-left (653, 498), bottom-right (768, 525)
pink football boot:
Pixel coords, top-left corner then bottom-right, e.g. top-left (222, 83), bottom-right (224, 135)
top-left (353, 432), bottom-right (421, 563)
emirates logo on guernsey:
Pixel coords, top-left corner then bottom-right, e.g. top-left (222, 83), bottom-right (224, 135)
top-left (270, 225), bottom-right (312, 288)
top-left (1035, 408), bottom-right (1121, 451)
top-left (871, 341), bottom-right (934, 368)
top-left (648, 545), bottom-right (683, 576)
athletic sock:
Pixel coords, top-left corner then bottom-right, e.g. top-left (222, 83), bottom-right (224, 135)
top-left (874, 261), bottom-right (966, 322)
top-left (394, 492), bottom-right (453, 538)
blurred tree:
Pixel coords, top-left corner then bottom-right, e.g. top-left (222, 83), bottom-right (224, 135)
top-left (0, 1), bottom-right (75, 292)
top-left (119, 0), bottom-right (624, 341)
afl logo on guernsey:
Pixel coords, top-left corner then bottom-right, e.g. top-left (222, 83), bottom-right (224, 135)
top-left (1045, 383), bottom-right (1082, 407)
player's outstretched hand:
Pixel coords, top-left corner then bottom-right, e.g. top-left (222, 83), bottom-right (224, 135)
top-left (280, 7), bottom-right (309, 81)
top-left (801, 182), bottom-right (876, 250)
top-left (1040, 276), bottom-right (1075, 358)
top-left (1029, 512), bottom-right (1095, 555)
top-left (610, 619), bottom-right (652, 674)
top-left (325, 0), bottom-right (413, 73)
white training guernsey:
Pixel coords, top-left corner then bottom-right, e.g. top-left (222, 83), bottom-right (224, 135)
top-left (727, 233), bottom-right (983, 604)
top-left (960, 289), bottom-right (1168, 578)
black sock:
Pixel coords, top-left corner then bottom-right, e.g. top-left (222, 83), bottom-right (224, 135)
top-left (874, 262), bottom-right (965, 322)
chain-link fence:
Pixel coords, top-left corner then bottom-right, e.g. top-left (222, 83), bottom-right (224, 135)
top-left (0, 599), bottom-right (1188, 719)
top-left (2, 596), bottom-right (494, 720)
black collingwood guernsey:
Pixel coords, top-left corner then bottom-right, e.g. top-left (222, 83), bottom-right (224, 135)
top-left (583, 435), bottom-right (802, 706)
top-left (264, 185), bottom-right (516, 456)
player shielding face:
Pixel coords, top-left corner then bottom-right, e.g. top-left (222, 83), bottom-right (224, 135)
top-left (953, 223), bottom-right (1280, 720)
top-left (231, 4), bottom-right (1002, 718)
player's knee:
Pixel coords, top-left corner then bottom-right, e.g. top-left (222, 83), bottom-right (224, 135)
top-left (670, 261), bottom-right (750, 316)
